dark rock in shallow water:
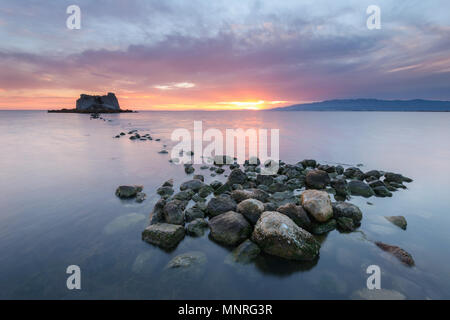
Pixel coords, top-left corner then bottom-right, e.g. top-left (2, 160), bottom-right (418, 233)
top-left (180, 179), bottom-right (205, 192)
top-left (136, 192), bottom-right (146, 203)
top-left (198, 185), bottom-right (213, 198)
top-left (237, 199), bottom-right (265, 225)
top-left (149, 199), bottom-right (166, 225)
top-left (207, 195), bottom-right (237, 217)
top-left (209, 211), bottom-right (252, 246)
top-left (364, 170), bottom-right (382, 179)
top-left (173, 190), bottom-right (195, 201)
top-left (344, 167), bottom-right (364, 180)
top-left (163, 200), bottom-right (185, 225)
top-left (252, 211), bottom-right (320, 261)
top-left (184, 206), bottom-right (205, 222)
top-left (301, 159), bottom-right (317, 168)
top-left (210, 180), bottom-right (223, 190)
top-left (142, 223), bottom-right (185, 249)
top-left (115, 185), bottom-right (143, 198)
top-left (384, 172), bottom-right (413, 183)
top-left (256, 174), bottom-right (275, 186)
top-left (165, 251), bottom-right (207, 269)
top-left (268, 190), bottom-right (298, 207)
top-left (336, 217), bottom-right (358, 232)
top-left (348, 180), bottom-right (375, 197)
top-left (186, 218), bottom-right (209, 237)
top-left (330, 178), bottom-right (349, 198)
top-left (373, 185), bottom-right (393, 197)
top-left (276, 203), bottom-right (311, 230)
top-left (305, 169), bottom-right (330, 189)
top-left (230, 188), bottom-right (269, 203)
top-left (311, 219), bottom-right (337, 235)
top-left (184, 165), bottom-right (195, 174)
top-left (301, 190), bottom-right (333, 222)
top-left (385, 216), bottom-right (407, 230)
top-left (193, 174), bottom-right (204, 182)
top-left (227, 239), bottom-right (260, 264)
top-left (268, 182), bottom-right (289, 193)
top-left (332, 202), bottom-right (362, 222)
top-left (375, 242), bottom-right (415, 266)
top-left (213, 182), bottom-right (232, 195)
top-left (157, 186), bottom-right (174, 197)
top-left (228, 168), bottom-right (247, 185)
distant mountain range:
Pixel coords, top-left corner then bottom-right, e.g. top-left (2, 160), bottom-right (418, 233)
top-left (272, 99), bottom-right (450, 111)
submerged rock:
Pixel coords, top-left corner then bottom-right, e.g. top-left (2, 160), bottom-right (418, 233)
top-left (301, 190), bottom-right (333, 222)
top-left (252, 211), bottom-right (320, 261)
top-left (351, 288), bottom-right (406, 300)
top-left (165, 251), bottom-right (207, 269)
top-left (373, 186), bottom-right (393, 197)
top-left (336, 217), bottom-right (357, 232)
top-left (135, 192), bottom-right (146, 203)
top-left (142, 223), bottom-right (185, 249)
top-left (209, 211), bottom-right (252, 246)
top-left (311, 219), bottom-right (337, 235)
top-left (186, 218), bottom-right (209, 237)
top-left (375, 242), bottom-right (415, 266)
top-left (115, 185), bottom-right (143, 198)
top-left (163, 200), bottom-right (185, 225)
top-left (227, 239), bottom-right (261, 264)
top-left (385, 216), bottom-right (407, 230)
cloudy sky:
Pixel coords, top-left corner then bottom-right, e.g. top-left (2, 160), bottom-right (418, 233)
top-left (0, 0), bottom-right (449, 110)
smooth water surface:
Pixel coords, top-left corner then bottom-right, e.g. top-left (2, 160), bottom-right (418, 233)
top-left (0, 110), bottom-right (450, 299)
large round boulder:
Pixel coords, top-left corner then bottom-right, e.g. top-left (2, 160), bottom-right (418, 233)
top-left (208, 211), bottom-right (252, 246)
top-left (252, 211), bottom-right (320, 261)
top-left (206, 195), bottom-right (237, 217)
top-left (305, 170), bottom-right (330, 189)
top-left (237, 199), bottom-right (265, 224)
top-left (301, 190), bottom-right (333, 222)
top-left (332, 201), bottom-right (363, 222)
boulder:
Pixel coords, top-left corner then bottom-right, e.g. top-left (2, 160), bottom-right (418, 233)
top-left (230, 189), bottom-right (269, 203)
top-left (163, 200), bottom-right (185, 225)
top-left (186, 218), bottom-right (209, 237)
top-left (332, 201), bottom-right (363, 222)
top-left (209, 211), bottom-right (252, 246)
top-left (252, 211), bottom-right (320, 261)
top-left (157, 186), bottom-right (174, 197)
top-left (256, 174), bottom-right (274, 186)
top-left (184, 206), bottom-right (205, 222)
top-left (237, 199), bottom-right (265, 224)
top-left (76, 92), bottom-right (120, 111)
top-left (348, 180), bottom-right (375, 197)
top-left (276, 203), bottom-right (311, 230)
top-left (268, 190), bottom-right (298, 207)
top-left (305, 170), bottom-right (330, 189)
top-left (301, 159), bottom-right (317, 168)
top-left (227, 169), bottom-right (247, 185)
top-left (373, 186), bottom-right (393, 197)
top-left (142, 223), bottom-right (185, 249)
top-left (149, 199), bottom-right (166, 225)
top-left (330, 178), bottom-right (349, 197)
top-left (207, 195), bottom-right (237, 217)
top-left (301, 190), bottom-right (333, 222)
top-left (165, 251), bottom-right (207, 269)
top-left (180, 179), bottom-right (205, 192)
top-left (115, 185), bottom-right (143, 198)
top-left (336, 217), bottom-right (357, 232)
top-left (310, 219), bottom-right (337, 235)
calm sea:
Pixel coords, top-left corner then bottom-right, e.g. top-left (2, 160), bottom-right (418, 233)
top-left (0, 110), bottom-right (449, 299)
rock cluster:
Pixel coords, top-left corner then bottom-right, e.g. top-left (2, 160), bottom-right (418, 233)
top-left (140, 157), bottom-right (414, 264)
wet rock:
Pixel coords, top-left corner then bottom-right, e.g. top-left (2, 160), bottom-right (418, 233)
top-left (209, 211), bottom-right (252, 246)
top-left (184, 206), bottom-right (205, 222)
top-left (375, 242), bottom-right (415, 266)
top-left (330, 178), bottom-right (349, 197)
top-left (373, 186), bottom-right (393, 197)
top-left (344, 167), bottom-right (364, 180)
top-left (252, 211), bottom-right (320, 261)
top-left (193, 174), bottom-right (204, 182)
top-left (157, 186), bottom-right (174, 197)
top-left (237, 199), bottom-right (265, 224)
top-left (215, 167), bottom-right (225, 174)
top-left (173, 189), bottom-right (195, 201)
top-left (207, 195), bottom-right (237, 217)
top-left (230, 189), bottom-right (269, 203)
top-left (367, 180), bottom-right (386, 189)
top-left (385, 216), bottom-right (407, 230)
top-left (142, 223), bottom-right (185, 249)
top-left (264, 202), bottom-right (278, 211)
top-left (311, 219), bottom-right (337, 235)
top-left (227, 169), bottom-right (247, 185)
top-left (198, 185), bottom-right (214, 198)
top-left (180, 179), bottom-right (205, 192)
top-left (335, 165), bottom-right (344, 175)
top-left (149, 199), bottom-right (166, 225)
top-left (163, 179), bottom-right (175, 187)
top-left (301, 159), bottom-right (317, 168)
top-left (163, 200), bottom-right (185, 225)
top-left (305, 170), bottom-right (330, 189)
top-left (268, 182), bottom-right (289, 193)
top-left (364, 170), bottom-right (382, 179)
top-left (227, 239), bottom-right (260, 264)
top-left (158, 149), bottom-right (168, 154)
top-left (276, 203), bottom-right (311, 230)
top-left (332, 202), bottom-right (363, 222)
top-left (384, 172), bottom-right (413, 183)
top-left (268, 190), bottom-right (298, 207)
top-left (336, 217), bottom-right (357, 232)
top-left (135, 192), bottom-right (146, 203)
top-left (256, 174), bottom-right (274, 186)
top-left (184, 165), bottom-right (195, 174)
top-left (348, 180), bottom-right (375, 197)
top-left (301, 190), bottom-right (333, 222)
top-left (210, 180), bottom-right (223, 190)
top-left (186, 218), bottom-right (209, 237)
top-left (351, 288), bottom-right (405, 300)
top-left (115, 185), bottom-right (143, 198)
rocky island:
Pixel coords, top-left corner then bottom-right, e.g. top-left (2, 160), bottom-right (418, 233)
top-left (48, 92), bottom-right (133, 113)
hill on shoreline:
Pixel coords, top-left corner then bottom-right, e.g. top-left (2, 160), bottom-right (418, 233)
top-left (271, 99), bottom-right (450, 111)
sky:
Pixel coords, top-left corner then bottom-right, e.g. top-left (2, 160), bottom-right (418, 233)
top-left (0, 0), bottom-right (449, 110)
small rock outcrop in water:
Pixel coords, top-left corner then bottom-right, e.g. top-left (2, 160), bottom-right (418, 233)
top-left (140, 157), bottom-right (414, 265)
top-left (48, 92), bottom-right (133, 113)
top-left (115, 185), bottom-right (143, 199)
top-left (385, 216), bottom-right (407, 230)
